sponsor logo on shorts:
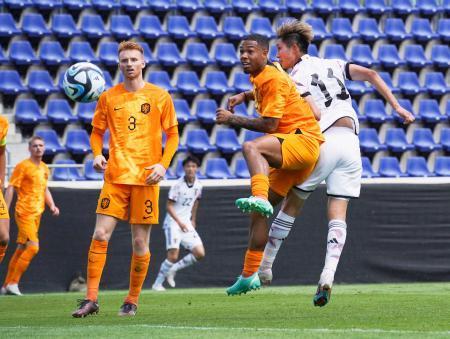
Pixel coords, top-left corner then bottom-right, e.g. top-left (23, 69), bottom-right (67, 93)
top-left (100, 198), bottom-right (110, 209)
top-left (141, 103), bottom-right (151, 114)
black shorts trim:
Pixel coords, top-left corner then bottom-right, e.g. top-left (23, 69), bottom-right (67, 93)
top-left (327, 193), bottom-right (359, 199)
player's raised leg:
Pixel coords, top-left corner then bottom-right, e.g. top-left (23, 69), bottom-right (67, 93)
top-left (167, 243), bottom-right (205, 288)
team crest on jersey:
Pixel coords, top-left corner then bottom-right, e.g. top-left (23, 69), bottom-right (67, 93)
top-left (100, 198), bottom-right (110, 209)
top-left (141, 103), bottom-right (151, 114)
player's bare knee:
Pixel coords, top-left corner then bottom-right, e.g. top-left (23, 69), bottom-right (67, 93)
top-left (132, 237), bottom-right (148, 252)
top-left (242, 141), bottom-right (256, 156)
top-left (92, 228), bottom-right (110, 242)
top-left (167, 249), bottom-right (179, 262)
top-left (192, 246), bottom-right (205, 260)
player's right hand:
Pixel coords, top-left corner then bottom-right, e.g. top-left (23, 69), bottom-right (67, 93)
top-left (396, 106), bottom-right (415, 125)
top-left (178, 221), bottom-right (189, 233)
top-left (227, 92), bottom-right (246, 111)
top-left (93, 155), bottom-right (107, 172)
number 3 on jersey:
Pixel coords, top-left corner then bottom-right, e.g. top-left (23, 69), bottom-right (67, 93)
top-left (311, 68), bottom-right (349, 107)
top-left (128, 115), bottom-right (136, 130)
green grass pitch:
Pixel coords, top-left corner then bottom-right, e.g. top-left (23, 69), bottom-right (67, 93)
top-left (1, 283), bottom-right (450, 338)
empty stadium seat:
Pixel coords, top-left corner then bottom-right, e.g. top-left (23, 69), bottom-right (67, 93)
top-left (351, 44), bottom-right (378, 67)
top-left (205, 158), bottom-right (235, 179)
top-left (173, 99), bottom-right (195, 124)
top-left (39, 41), bottom-right (69, 65)
top-left (378, 157), bottom-right (406, 177)
top-left (391, 0), bottom-right (418, 16)
top-left (81, 14), bottom-right (110, 39)
top-left (22, 13), bottom-right (51, 37)
top-left (185, 129), bottom-right (217, 154)
top-left (286, 0), bottom-right (309, 13)
top-left (431, 45), bottom-right (450, 69)
top-left (102, 70), bottom-right (114, 89)
top-left (365, 0), bottom-right (391, 15)
top-left (147, 71), bottom-right (176, 93)
top-left (53, 159), bottom-right (85, 181)
top-left (66, 129), bottom-right (91, 155)
top-left (243, 130), bottom-right (264, 142)
top-left (121, 0), bottom-right (149, 11)
top-left (138, 15), bottom-right (168, 39)
top-left (28, 70), bottom-right (58, 95)
top-left (196, 99), bottom-right (218, 124)
top-left (47, 99), bottom-right (78, 124)
top-left (98, 41), bottom-right (119, 66)
top-left (63, 0), bottom-right (92, 10)
top-left (233, 102), bottom-right (250, 118)
top-left (411, 18), bottom-right (437, 42)
top-left (307, 44), bottom-right (318, 57)
top-left (110, 15), bottom-right (138, 39)
top-left (361, 157), bottom-right (379, 178)
top-left (358, 18), bottom-right (385, 42)
top-left (0, 13), bottom-right (21, 37)
top-left (186, 43), bottom-right (214, 66)
top-left (359, 128), bottom-right (387, 153)
top-left (204, 0), bottom-right (231, 13)
top-left (205, 71), bottom-right (234, 95)
top-left (397, 72), bottom-right (425, 96)
top-left (149, 0), bottom-right (176, 11)
top-left (385, 128), bottom-right (414, 153)
top-left (0, 70), bottom-right (27, 94)
top-left (34, 0), bottom-right (63, 10)
top-left (214, 43), bottom-right (239, 67)
top-left (35, 130), bottom-right (66, 155)
top-left (324, 44), bottom-right (347, 60)
top-left (250, 17), bottom-right (276, 39)
top-left (384, 18), bottom-right (411, 42)
top-left (346, 80), bottom-right (373, 97)
top-left (176, 0), bottom-right (204, 13)
top-left (352, 99), bottom-right (366, 122)
top-left (233, 72), bottom-right (252, 93)
top-left (176, 71), bottom-right (206, 96)
top-left (77, 101), bottom-right (96, 124)
top-left (231, 0), bottom-right (255, 13)
top-left (312, 0), bottom-right (336, 15)
top-left (167, 15), bottom-right (196, 39)
top-left (331, 18), bottom-right (358, 42)
top-left (305, 18), bottom-right (331, 41)
top-left (434, 156), bottom-right (450, 176)
top-left (52, 14), bottom-right (81, 38)
top-left (235, 158), bottom-right (250, 178)
top-left (259, 0), bottom-right (287, 14)
top-left (84, 159), bottom-right (103, 180)
top-left (69, 41), bottom-right (99, 63)
top-left (339, 0), bottom-right (363, 15)
top-left (195, 16), bottom-right (223, 40)
top-left (377, 44), bottom-right (405, 68)
top-left (419, 99), bottom-right (446, 124)
top-left (404, 44), bottom-right (431, 68)
top-left (364, 99), bottom-right (393, 124)
top-left (15, 99), bottom-right (47, 125)
top-left (0, 48), bottom-right (8, 64)
top-left (412, 128), bottom-right (442, 153)
top-left (379, 72), bottom-right (400, 94)
top-left (92, 0), bottom-right (120, 10)
top-left (268, 44), bottom-right (278, 62)
top-left (216, 129), bottom-right (242, 154)
top-left (441, 128), bottom-right (450, 152)
top-left (424, 72), bottom-right (449, 96)
top-left (140, 42), bottom-right (157, 65)
top-left (157, 42), bottom-right (186, 67)
top-left (9, 40), bottom-right (39, 65)
top-left (406, 157), bottom-right (434, 177)
top-left (437, 19), bottom-right (450, 43)
top-left (223, 16), bottom-right (248, 41)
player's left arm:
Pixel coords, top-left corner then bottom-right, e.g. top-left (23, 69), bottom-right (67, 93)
top-left (216, 111), bottom-right (279, 133)
top-left (191, 199), bottom-right (200, 228)
top-left (45, 187), bottom-right (59, 216)
top-left (348, 64), bottom-right (415, 124)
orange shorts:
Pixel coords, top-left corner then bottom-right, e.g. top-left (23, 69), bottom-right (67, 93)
top-left (15, 212), bottom-right (41, 244)
top-left (0, 191), bottom-right (9, 219)
top-left (96, 182), bottom-right (160, 224)
top-left (269, 133), bottom-right (321, 197)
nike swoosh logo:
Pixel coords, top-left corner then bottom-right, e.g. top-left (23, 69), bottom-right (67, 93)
top-left (114, 107), bottom-right (124, 111)
top-left (143, 216), bottom-right (151, 219)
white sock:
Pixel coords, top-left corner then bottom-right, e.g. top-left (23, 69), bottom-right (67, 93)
top-left (153, 259), bottom-right (173, 286)
top-left (260, 211), bottom-right (295, 271)
top-left (319, 219), bottom-right (347, 286)
top-left (171, 253), bottom-right (197, 272)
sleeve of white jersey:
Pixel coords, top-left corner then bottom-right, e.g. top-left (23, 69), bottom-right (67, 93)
top-left (168, 182), bottom-right (179, 202)
top-left (289, 66), bottom-right (310, 97)
top-left (333, 59), bottom-right (353, 81)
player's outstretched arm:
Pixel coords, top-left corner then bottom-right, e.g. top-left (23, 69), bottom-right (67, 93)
top-left (227, 91), bottom-right (254, 111)
top-left (90, 127), bottom-right (107, 172)
top-left (349, 64), bottom-right (415, 124)
top-left (216, 108), bottom-right (279, 133)
top-left (45, 187), bottom-right (59, 216)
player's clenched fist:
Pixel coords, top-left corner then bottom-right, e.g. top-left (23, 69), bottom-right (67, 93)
top-left (93, 155), bottom-right (107, 172)
top-left (227, 92), bottom-right (246, 111)
top-left (216, 108), bottom-right (233, 124)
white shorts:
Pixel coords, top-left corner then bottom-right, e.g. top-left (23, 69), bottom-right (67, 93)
top-left (163, 222), bottom-right (203, 251)
top-left (294, 126), bottom-right (362, 199)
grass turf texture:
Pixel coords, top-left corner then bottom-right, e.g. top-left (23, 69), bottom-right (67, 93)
top-left (1, 283), bottom-right (450, 338)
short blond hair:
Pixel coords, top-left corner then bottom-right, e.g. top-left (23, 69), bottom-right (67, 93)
top-left (276, 20), bottom-right (314, 53)
top-left (118, 41), bottom-right (144, 55)
top-left (28, 135), bottom-right (44, 146)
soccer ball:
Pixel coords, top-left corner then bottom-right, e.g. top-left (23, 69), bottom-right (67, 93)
top-left (63, 62), bottom-right (105, 102)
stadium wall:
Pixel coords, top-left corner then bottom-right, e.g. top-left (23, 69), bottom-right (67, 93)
top-left (1, 183), bottom-right (450, 292)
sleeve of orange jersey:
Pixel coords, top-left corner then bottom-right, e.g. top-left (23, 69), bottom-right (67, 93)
top-left (160, 93), bottom-right (179, 169)
top-left (90, 128), bottom-right (104, 157)
top-left (259, 76), bottom-right (287, 119)
top-left (8, 162), bottom-right (24, 188)
top-left (91, 93), bottom-right (107, 131)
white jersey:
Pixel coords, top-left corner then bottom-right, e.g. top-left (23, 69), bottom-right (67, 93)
top-left (163, 177), bottom-right (202, 229)
top-left (290, 54), bottom-right (359, 134)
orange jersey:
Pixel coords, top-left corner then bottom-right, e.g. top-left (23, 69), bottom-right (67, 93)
top-left (9, 159), bottom-right (49, 216)
top-left (251, 62), bottom-right (324, 141)
top-left (92, 82), bottom-right (178, 185)
top-left (0, 115), bottom-right (8, 147)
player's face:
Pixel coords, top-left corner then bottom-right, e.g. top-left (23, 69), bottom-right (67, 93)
top-left (29, 140), bottom-right (45, 158)
top-left (276, 39), bottom-right (301, 70)
top-left (239, 40), bottom-right (268, 75)
top-left (183, 162), bottom-right (198, 180)
top-left (118, 49), bottom-right (145, 80)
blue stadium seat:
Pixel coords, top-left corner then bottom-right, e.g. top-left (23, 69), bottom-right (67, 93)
top-left (47, 99), bottom-right (78, 124)
top-left (235, 158), bottom-right (250, 178)
top-left (185, 129), bottom-right (217, 154)
top-left (379, 72), bottom-right (400, 94)
top-left (419, 99), bottom-right (446, 124)
top-left (33, 0), bottom-right (63, 10)
top-left (65, 129), bottom-right (91, 155)
top-left (176, 71), bottom-right (206, 96)
top-left (0, 13), bottom-right (21, 37)
top-left (98, 41), bottom-right (119, 66)
top-left (102, 129), bottom-right (110, 153)
top-left (176, 0), bottom-right (204, 13)
top-left (77, 101), bottom-right (96, 124)
top-left (385, 128), bottom-right (414, 153)
top-left (447, 101), bottom-right (450, 120)
top-left (35, 130), bottom-right (66, 155)
top-left (92, 0), bottom-right (120, 10)
top-left (359, 128), bottom-right (387, 153)
top-left (156, 42), bottom-right (186, 67)
top-left (384, 18), bottom-right (411, 42)
top-left (424, 72), bottom-right (449, 96)
top-left (63, 0), bottom-right (91, 10)
top-left (352, 99), bottom-right (367, 123)
top-left (431, 45), bottom-right (450, 69)
top-left (364, 99), bottom-right (393, 124)
top-left (120, 0), bottom-right (149, 11)
top-left (361, 157), bottom-right (379, 178)
top-left (102, 70), bottom-right (114, 89)
top-left (149, 0), bottom-right (176, 11)
top-left (223, 16), bottom-right (248, 41)
top-left (397, 72), bottom-right (425, 96)
top-left (331, 18), bottom-right (359, 42)
top-left (351, 44), bottom-right (378, 67)
top-left (444, 0), bottom-right (450, 15)
top-left (214, 43), bottom-right (239, 67)
top-left (84, 159), bottom-right (103, 180)
top-left (358, 18), bottom-right (385, 42)
top-left (173, 99), bottom-right (195, 124)
top-left (186, 43), bottom-right (214, 66)
top-left (307, 44), bottom-right (318, 57)
top-left (147, 71), bottom-right (176, 93)
top-left (196, 99), bottom-right (218, 124)
top-left (269, 44), bottom-right (278, 62)
top-left (411, 18), bottom-right (437, 42)
top-left (0, 70), bottom-right (27, 94)
top-left (205, 71), bottom-right (234, 95)
top-left (305, 18), bottom-right (331, 41)
top-left (339, 0), bottom-right (363, 15)
top-left (28, 70), bottom-right (58, 95)
top-left (9, 40), bottom-right (39, 65)
top-left (53, 159), bottom-right (85, 181)
top-left (243, 130), bottom-right (264, 142)
top-left (205, 158), bottom-right (235, 179)
top-left (437, 19), bottom-right (450, 43)
top-left (365, 0), bottom-right (391, 15)
top-left (204, 0), bottom-right (232, 13)
top-left (52, 14), bottom-right (81, 38)
top-left (138, 15), bottom-right (168, 40)
top-left (312, 0), bottom-right (336, 15)
top-left (391, 0), bottom-right (418, 16)
top-left (22, 13), bottom-right (51, 37)
top-left (377, 44), bottom-right (405, 68)
top-left (286, 0), bottom-right (309, 13)
top-left (416, 0), bottom-right (442, 16)
top-left (69, 41), bottom-right (100, 63)
top-left (412, 128), bottom-right (442, 153)
top-left (195, 16), bottom-right (223, 40)
top-left (404, 44), bottom-right (431, 68)
top-left (80, 14), bottom-right (110, 39)
top-left (378, 157), bottom-right (407, 177)
top-left (39, 41), bottom-right (69, 65)
top-left (233, 72), bottom-right (252, 93)
top-left (250, 17), bottom-right (276, 39)
top-left (140, 42), bottom-right (157, 65)
top-left (4, 0), bottom-right (33, 8)
top-left (0, 48), bottom-right (8, 64)
top-left (441, 128), bottom-right (450, 152)
top-left (259, 0), bottom-right (287, 14)
top-left (164, 168), bottom-right (177, 180)
top-left (110, 15), bottom-right (138, 39)
top-left (346, 80), bottom-right (373, 96)
top-left (216, 129), bottom-right (242, 154)
top-left (324, 44), bottom-right (347, 60)
top-left (231, 0), bottom-right (255, 14)
top-left (435, 156), bottom-right (450, 176)
top-left (15, 99), bottom-right (47, 125)
top-left (167, 15), bottom-right (196, 39)
top-left (406, 156), bottom-right (434, 177)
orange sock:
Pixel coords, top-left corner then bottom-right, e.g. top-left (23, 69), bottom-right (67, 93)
top-left (125, 252), bottom-right (151, 306)
top-left (3, 247), bottom-right (24, 286)
top-left (9, 245), bottom-right (39, 284)
top-left (251, 174), bottom-right (269, 200)
top-left (0, 244), bottom-right (6, 264)
top-left (242, 249), bottom-right (263, 277)
top-left (86, 239), bottom-right (108, 302)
